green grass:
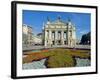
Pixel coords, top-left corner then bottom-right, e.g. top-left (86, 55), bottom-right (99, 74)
top-left (46, 53), bottom-right (75, 68)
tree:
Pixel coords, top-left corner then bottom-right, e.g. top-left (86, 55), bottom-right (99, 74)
top-left (80, 32), bottom-right (91, 45)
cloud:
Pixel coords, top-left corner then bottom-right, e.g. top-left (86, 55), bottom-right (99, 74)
top-left (79, 30), bottom-right (88, 34)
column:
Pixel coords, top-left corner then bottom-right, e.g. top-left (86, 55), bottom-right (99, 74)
top-left (49, 30), bottom-right (52, 45)
top-left (67, 30), bottom-right (70, 46)
top-left (44, 30), bottom-right (47, 46)
top-left (73, 29), bottom-right (76, 46)
top-left (61, 30), bottom-right (64, 45)
top-left (66, 32), bottom-right (67, 45)
top-left (55, 30), bottom-right (58, 45)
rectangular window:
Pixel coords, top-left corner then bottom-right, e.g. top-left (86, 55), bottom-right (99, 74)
top-left (58, 31), bottom-right (61, 40)
top-left (52, 31), bottom-right (55, 40)
top-left (64, 31), bottom-right (66, 39)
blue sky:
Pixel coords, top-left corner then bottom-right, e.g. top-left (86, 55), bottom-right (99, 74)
top-left (23, 10), bottom-right (91, 40)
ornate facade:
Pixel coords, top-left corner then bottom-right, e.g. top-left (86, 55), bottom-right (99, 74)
top-left (43, 17), bottom-right (76, 46)
top-left (22, 24), bottom-right (33, 46)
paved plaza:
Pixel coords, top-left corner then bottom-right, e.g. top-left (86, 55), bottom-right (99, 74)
top-left (23, 45), bottom-right (90, 51)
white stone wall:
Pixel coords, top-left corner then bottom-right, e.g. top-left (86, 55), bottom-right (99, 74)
top-left (32, 36), bottom-right (42, 44)
top-left (22, 24), bottom-right (33, 46)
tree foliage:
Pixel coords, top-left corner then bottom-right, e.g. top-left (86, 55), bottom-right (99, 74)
top-left (80, 32), bottom-right (91, 45)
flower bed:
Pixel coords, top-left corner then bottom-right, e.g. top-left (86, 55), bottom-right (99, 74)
top-left (23, 48), bottom-right (90, 68)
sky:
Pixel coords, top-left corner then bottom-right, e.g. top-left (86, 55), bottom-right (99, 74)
top-left (23, 10), bottom-right (91, 40)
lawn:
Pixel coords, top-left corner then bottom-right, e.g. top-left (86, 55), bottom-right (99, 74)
top-left (23, 48), bottom-right (90, 68)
